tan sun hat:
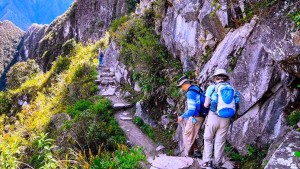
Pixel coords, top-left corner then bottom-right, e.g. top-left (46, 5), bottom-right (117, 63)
top-left (177, 76), bottom-right (191, 87)
top-left (213, 68), bottom-right (229, 78)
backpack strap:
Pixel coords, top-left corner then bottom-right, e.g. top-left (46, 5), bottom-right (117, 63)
top-left (187, 85), bottom-right (202, 94)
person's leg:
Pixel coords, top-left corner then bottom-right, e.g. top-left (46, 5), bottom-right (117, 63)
top-left (187, 117), bottom-right (204, 156)
top-left (214, 118), bottom-right (230, 166)
top-left (183, 117), bottom-right (194, 156)
top-left (203, 113), bottom-right (218, 163)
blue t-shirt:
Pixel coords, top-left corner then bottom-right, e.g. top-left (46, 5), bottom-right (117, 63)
top-left (205, 84), bottom-right (216, 99)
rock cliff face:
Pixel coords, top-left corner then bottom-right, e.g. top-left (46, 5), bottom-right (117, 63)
top-left (136, 0), bottom-right (300, 167)
top-left (20, 0), bottom-right (127, 71)
top-left (0, 20), bottom-right (24, 89)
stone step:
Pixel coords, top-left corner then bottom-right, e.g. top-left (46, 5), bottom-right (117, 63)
top-left (120, 116), bottom-right (133, 121)
top-left (97, 77), bottom-right (115, 81)
top-left (149, 155), bottom-right (196, 169)
top-left (98, 72), bottom-right (115, 78)
top-left (95, 79), bottom-right (115, 85)
top-left (113, 103), bottom-right (133, 110)
top-left (99, 86), bottom-right (116, 96)
top-left (97, 66), bottom-right (110, 72)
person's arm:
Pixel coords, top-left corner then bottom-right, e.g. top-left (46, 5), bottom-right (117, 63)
top-left (204, 85), bottom-right (214, 108)
top-left (204, 97), bottom-right (210, 108)
top-left (181, 91), bottom-right (196, 118)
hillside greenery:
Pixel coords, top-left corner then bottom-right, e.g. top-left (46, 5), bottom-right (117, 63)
top-left (0, 21), bottom-right (24, 89)
top-left (0, 41), bottom-right (145, 168)
top-left (109, 6), bottom-right (183, 153)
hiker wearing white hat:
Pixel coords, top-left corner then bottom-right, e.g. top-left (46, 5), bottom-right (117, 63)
top-left (177, 75), bottom-right (206, 158)
top-left (201, 69), bottom-right (239, 169)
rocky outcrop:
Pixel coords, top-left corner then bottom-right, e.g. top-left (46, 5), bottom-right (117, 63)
top-left (0, 20), bottom-right (24, 89)
top-left (264, 131), bottom-right (300, 169)
top-left (160, 0), bottom-right (245, 71)
top-left (158, 0), bottom-right (300, 158)
top-left (19, 0), bottom-right (128, 71)
top-left (19, 24), bottom-right (48, 61)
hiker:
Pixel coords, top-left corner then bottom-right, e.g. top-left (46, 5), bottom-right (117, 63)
top-left (177, 76), bottom-right (206, 158)
top-left (98, 49), bottom-right (104, 66)
top-left (201, 69), bottom-right (239, 169)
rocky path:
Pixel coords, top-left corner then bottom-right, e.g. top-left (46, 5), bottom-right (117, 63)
top-left (96, 65), bottom-right (234, 169)
top-left (96, 66), bottom-right (157, 158)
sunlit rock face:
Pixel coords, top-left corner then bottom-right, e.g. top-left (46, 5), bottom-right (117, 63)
top-left (19, 0), bottom-right (128, 71)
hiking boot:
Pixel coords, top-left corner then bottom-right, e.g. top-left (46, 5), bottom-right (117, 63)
top-left (201, 161), bottom-right (213, 169)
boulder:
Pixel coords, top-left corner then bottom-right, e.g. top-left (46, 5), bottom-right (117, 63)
top-left (149, 154), bottom-right (196, 169)
top-left (227, 87), bottom-right (291, 154)
top-left (135, 101), bottom-right (157, 128)
top-left (198, 16), bottom-right (258, 87)
top-left (264, 131), bottom-right (300, 169)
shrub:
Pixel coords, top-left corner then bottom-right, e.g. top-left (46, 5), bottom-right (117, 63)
top-left (67, 99), bottom-right (126, 152)
top-left (91, 146), bottom-right (145, 169)
top-left (224, 143), bottom-right (268, 168)
top-left (110, 15), bottom-right (130, 32)
top-left (289, 11), bottom-right (300, 31)
top-left (133, 116), bottom-right (154, 139)
top-left (0, 91), bottom-right (11, 114)
top-left (29, 133), bottom-right (58, 168)
top-left (6, 60), bottom-right (40, 90)
top-left (287, 110), bottom-right (300, 126)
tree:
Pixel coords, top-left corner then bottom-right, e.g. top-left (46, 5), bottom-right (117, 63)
top-left (6, 60), bottom-right (40, 90)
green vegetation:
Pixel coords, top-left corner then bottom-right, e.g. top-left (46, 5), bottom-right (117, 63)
top-left (0, 41), bottom-right (145, 168)
top-left (91, 146), bottom-right (145, 169)
top-left (0, 21), bottom-right (24, 77)
top-left (109, 6), bottom-right (183, 154)
top-left (29, 133), bottom-right (58, 168)
top-left (111, 13), bottom-right (182, 102)
top-left (289, 11), bottom-right (300, 31)
top-left (287, 110), bottom-right (300, 127)
top-left (133, 116), bottom-right (154, 139)
top-left (227, 0), bottom-right (279, 26)
top-left (62, 38), bottom-right (76, 56)
top-left (225, 143), bottom-right (269, 169)
top-left (295, 151), bottom-right (300, 158)
top-left (6, 60), bottom-right (40, 90)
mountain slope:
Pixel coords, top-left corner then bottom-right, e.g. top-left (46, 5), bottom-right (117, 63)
top-left (0, 20), bottom-right (24, 89)
top-left (0, 0), bottom-right (74, 30)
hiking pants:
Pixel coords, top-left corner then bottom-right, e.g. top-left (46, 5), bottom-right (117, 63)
top-left (203, 111), bottom-right (230, 165)
top-left (183, 116), bottom-right (205, 156)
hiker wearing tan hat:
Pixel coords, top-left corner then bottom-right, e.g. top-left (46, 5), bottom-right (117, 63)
top-left (201, 69), bottom-right (240, 169)
top-left (177, 76), bottom-right (207, 158)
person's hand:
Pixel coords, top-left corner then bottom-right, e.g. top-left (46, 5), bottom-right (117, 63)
top-left (177, 116), bottom-right (183, 123)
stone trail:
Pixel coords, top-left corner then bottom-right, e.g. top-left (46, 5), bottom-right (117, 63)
top-left (96, 65), bottom-right (234, 169)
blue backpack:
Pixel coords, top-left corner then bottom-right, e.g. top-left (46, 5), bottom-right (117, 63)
top-left (210, 82), bottom-right (240, 118)
top-left (187, 86), bottom-right (209, 117)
